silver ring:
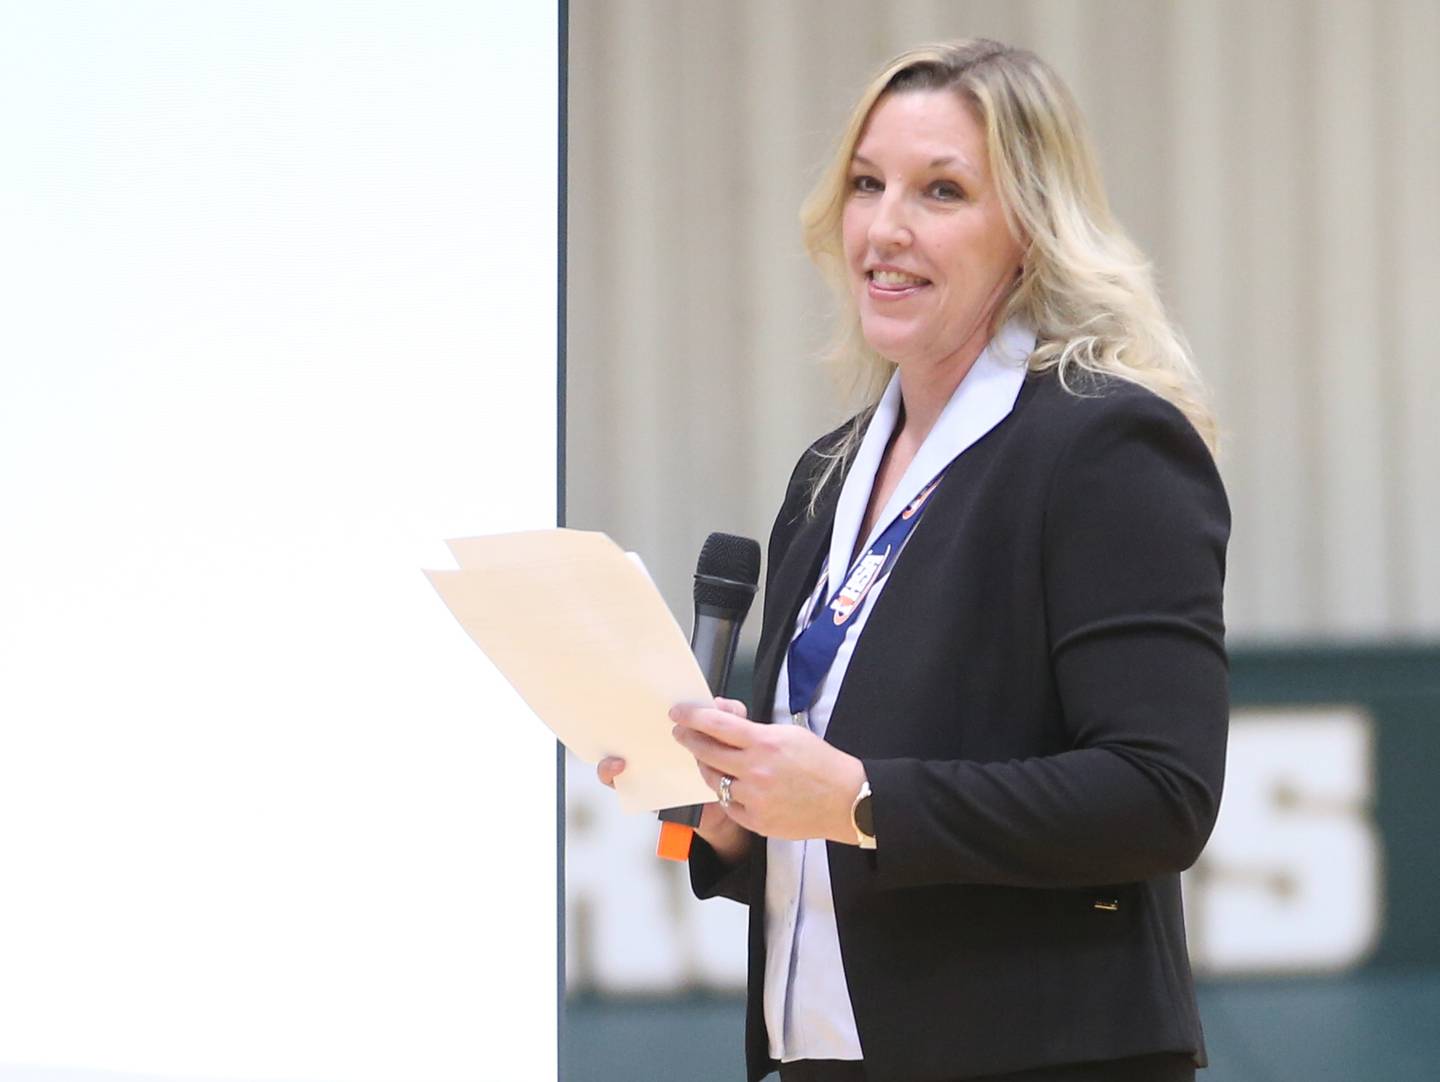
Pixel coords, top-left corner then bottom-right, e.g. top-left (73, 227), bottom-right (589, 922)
top-left (719, 775), bottom-right (734, 808)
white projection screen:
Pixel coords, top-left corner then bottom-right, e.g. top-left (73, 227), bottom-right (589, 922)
top-left (0, 3), bottom-right (560, 1081)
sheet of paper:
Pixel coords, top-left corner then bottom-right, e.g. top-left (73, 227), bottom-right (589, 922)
top-left (426, 529), bottom-right (717, 813)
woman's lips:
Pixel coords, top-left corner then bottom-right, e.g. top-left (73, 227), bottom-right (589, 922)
top-left (867, 268), bottom-right (930, 300)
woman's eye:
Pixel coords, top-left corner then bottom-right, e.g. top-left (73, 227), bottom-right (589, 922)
top-left (850, 174), bottom-right (882, 194)
top-left (929, 181), bottom-right (965, 201)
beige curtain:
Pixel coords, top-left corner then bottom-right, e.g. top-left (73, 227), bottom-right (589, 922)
top-left (565, 0), bottom-right (1440, 642)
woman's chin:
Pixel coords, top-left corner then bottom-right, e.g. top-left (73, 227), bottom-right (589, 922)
top-left (861, 331), bottom-right (931, 368)
top-left (859, 319), bottom-right (925, 362)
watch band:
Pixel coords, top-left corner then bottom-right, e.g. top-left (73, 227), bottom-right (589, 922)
top-left (850, 780), bottom-right (876, 849)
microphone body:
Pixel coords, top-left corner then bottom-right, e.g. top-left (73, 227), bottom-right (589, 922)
top-left (688, 594), bottom-right (747, 696)
top-left (656, 533), bottom-right (761, 859)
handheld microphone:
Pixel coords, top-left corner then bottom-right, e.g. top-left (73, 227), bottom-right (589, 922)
top-left (657, 531), bottom-right (761, 861)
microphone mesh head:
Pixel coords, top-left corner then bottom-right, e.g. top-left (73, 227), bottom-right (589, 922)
top-left (694, 532), bottom-right (761, 613)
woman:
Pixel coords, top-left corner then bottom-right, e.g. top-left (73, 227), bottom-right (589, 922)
top-left (601, 39), bottom-right (1228, 1082)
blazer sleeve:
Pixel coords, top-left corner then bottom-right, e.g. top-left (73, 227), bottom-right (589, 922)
top-left (688, 834), bottom-right (753, 904)
top-left (862, 390), bottom-right (1231, 890)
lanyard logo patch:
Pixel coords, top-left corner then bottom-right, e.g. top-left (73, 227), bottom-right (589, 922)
top-left (830, 545), bottom-right (891, 626)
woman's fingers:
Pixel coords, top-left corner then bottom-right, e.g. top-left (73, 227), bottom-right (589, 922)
top-left (673, 725), bottom-right (748, 776)
top-left (670, 702), bottom-right (757, 749)
top-left (696, 764), bottom-right (749, 823)
top-left (715, 697), bottom-right (749, 719)
top-left (696, 762), bottom-right (730, 795)
top-left (596, 756), bottom-right (626, 789)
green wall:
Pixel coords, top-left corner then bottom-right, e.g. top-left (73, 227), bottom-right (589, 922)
top-left (564, 644), bottom-right (1440, 1081)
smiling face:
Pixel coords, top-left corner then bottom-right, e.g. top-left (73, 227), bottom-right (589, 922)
top-left (842, 89), bottom-right (1025, 373)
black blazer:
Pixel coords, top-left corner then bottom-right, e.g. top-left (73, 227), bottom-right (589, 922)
top-left (690, 369), bottom-right (1231, 1082)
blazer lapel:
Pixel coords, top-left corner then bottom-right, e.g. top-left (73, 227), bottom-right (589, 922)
top-left (752, 498), bottom-right (835, 724)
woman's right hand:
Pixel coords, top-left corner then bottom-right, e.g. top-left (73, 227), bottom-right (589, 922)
top-left (596, 697), bottom-right (754, 867)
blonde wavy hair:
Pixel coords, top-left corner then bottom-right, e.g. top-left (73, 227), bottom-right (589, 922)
top-left (800, 39), bottom-right (1217, 509)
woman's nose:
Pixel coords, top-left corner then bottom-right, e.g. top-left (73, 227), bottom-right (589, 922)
top-left (868, 192), bottom-right (912, 250)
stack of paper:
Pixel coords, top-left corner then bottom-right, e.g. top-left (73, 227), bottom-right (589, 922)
top-left (425, 530), bottom-right (717, 813)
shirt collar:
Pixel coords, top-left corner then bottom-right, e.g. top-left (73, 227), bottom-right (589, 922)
top-left (826, 320), bottom-right (1035, 588)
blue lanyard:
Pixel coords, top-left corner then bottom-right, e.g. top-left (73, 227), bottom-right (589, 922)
top-left (786, 470), bottom-right (947, 716)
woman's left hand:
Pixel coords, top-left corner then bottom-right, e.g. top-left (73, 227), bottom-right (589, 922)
top-left (670, 702), bottom-right (867, 844)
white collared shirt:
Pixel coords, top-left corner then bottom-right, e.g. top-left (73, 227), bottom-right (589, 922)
top-left (763, 321), bottom-right (1035, 1062)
